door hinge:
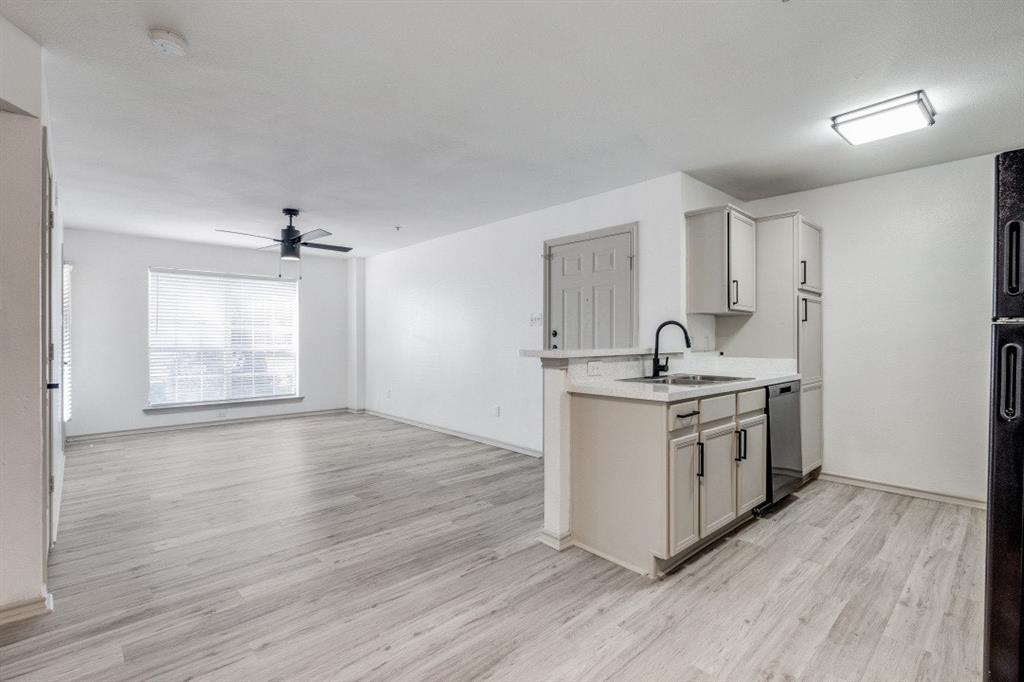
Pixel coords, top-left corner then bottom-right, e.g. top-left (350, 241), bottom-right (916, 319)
top-left (541, 253), bottom-right (552, 261)
top-left (48, 342), bottom-right (54, 361)
top-left (628, 254), bottom-right (634, 270)
top-left (49, 210), bottom-right (55, 230)
top-left (49, 475), bottom-right (54, 494)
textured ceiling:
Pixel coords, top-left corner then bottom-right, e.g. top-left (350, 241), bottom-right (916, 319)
top-left (2, 0), bottom-right (1022, 255)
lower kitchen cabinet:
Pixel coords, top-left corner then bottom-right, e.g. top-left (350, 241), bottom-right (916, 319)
top-left (801, 382), bottom-right (823, 473)
top-left (699, 422), bottom-right (739, 537)
top-left (669, 433), bottom-right (700, 555)
top-left (736, 414), bottom-right (767, 514)
top-left (570, 386), bottom-right (774, 578)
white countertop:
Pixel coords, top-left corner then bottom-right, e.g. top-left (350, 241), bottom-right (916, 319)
top-left (566, 371), bottom-right (801, 403)
top-left (520, 347), bottom-right (655, 359)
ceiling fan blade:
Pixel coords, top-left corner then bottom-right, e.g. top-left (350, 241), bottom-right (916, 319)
top-left (301, 242), bottom-right (352, 253)
top-left (256, 243), bottom-right (278, 250)
top-left (215, 229), bottom-right (279, 242)
top-left (298, 228), bottom-right (331, 241)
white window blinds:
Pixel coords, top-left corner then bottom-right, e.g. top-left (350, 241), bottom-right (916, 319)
top-left (148, 269), bottom-right (298, 407)
top-left (62, 263), bottom-right (72, 422)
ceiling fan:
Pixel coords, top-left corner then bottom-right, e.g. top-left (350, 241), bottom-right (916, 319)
top-left (216, 208), bottom-right (352, 260)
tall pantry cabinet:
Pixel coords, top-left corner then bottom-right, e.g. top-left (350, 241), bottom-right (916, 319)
top-left (715, 211), bottom-right (824, 474)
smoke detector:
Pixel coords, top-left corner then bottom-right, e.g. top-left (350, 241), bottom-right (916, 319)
top-left (148, 28), bottom-right (188, 56)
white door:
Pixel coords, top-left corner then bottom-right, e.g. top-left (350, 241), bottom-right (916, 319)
top-left (798, 296), bottom-right (823, 383)
top-left (801, 382), bottom-right (823, 473)
top-left (799, 220), bottom-right (822, 293)
top-left (699, 422), bottom-right (738, 537)
top-left (736, 415), bottom-right (767, 514)
top-left (728, 210), bottom-right (756, 312)
top-left (548, 230), bottom-right (633, 350)
top-left (669, 433), bottom-right (700, 555)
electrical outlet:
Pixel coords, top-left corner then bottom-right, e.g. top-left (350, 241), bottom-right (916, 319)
top-left (587, 360), bottom-right (602, 376)
top-left (529, 313), bottom-right (543, 327)
top-left (493, 405), bottom-right (501, 418)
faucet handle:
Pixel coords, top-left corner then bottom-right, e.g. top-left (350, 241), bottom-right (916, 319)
top-left (652, 356), bottom-right (669, 377)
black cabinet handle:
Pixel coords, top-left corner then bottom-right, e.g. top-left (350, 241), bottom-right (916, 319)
top-left (697, 442), bottom-right (705, 478)
top-left (732, 280), bottom-right (739, 305)
top-left (801, 298), bottom-right (808, 322)
top-left (46, 382), bottom-right (59, 390)
top-left (735, 432), bottom-right (743, 461)
top-left (741, 428), bottom-right (748, 460)
top-left (801, 259), bottom-right (807, 285)
top-left (675, 411), bottom-right (699, 420)
top-left (1001, 343), bottom-right (1022, 420)
top-left (1006, 221), bottom-right (1022, 295)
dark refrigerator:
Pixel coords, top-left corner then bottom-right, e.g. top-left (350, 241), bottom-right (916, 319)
top-left (986, 147), bottom-right (1024, 682)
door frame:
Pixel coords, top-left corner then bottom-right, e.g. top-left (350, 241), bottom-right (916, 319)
top-left (542, 222), bottom-right (639, 350)
top-left (41, 127), bottom-right (54, 562)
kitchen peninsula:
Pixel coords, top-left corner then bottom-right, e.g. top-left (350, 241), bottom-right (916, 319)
top-left (521, 347), bottom-right (799, 577)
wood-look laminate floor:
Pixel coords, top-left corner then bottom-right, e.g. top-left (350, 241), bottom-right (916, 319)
top-left (0, 412), bottom-right (983, 681)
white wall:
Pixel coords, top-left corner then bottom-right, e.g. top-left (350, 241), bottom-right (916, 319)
top-left (745, 155), bottom-right (994, 502)
top-left (0, 111), bottom-right (47, 613)
top-left (365, 172), bottom-right (739, 453)
top-left (63, 229), bottom-right (349, 436)
top-left (0, 16), bottom-right (49, 618)
top-left (0, 13), bottom-right (41, 117)
top-left (347, 258), bottom-right (366, 411)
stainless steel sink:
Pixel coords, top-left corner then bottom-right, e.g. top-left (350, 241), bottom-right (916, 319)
top-left (618, 373), bottom-right (754, 385)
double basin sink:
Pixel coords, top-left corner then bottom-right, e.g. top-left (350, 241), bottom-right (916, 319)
top-left (619, 373), bottom-right (753, 386)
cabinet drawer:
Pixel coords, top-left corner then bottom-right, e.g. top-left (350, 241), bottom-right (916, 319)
top-left (699, 394), bottom-right (736, 423)
top-left (668, 401), bottom-right (699, 431)
top-left (736, 389), bottom-right (765, 415)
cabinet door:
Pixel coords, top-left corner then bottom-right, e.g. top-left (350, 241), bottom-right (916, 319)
top-left (799, 220), bottom-right (822, 293)
top-left (736, 415), bottom-right (767, 514)
top-left (728, 210), bottom-right (756, 312)
top-left (669, 434), bottom-right (700, 555)
top-left (798, 296), bottom-right (823, 384)
top-left (801, 382), bottom-right (823, 473)
top-left (699, 423), bottom-right (738, 536)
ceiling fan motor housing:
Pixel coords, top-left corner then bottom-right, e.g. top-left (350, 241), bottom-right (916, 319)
top-left (280, 225), bottom-right (301, 260)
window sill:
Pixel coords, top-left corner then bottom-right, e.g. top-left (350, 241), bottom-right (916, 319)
top-left (143, 395), bottom-right (305, 413)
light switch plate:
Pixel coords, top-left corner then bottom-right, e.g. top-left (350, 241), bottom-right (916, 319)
top-left (529, 313), bottom-right (544, 327)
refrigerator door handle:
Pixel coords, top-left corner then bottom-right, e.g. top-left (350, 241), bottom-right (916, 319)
top-left (1000, 342), bottom-right (1023, 421)
top-left (1005, 220), bottom-right (1022, 296)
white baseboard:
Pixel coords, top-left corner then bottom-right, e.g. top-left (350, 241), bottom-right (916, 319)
top-left (66, 408), bottom-right (350, 444)
top-left (818, 473), bottom-right (986, 510)
top-left (365, 410), bottom-right (542, 458)
top-left (0, 593), bottom-right (53, 626)
top-left (538, 529), bottom-right (574, 551)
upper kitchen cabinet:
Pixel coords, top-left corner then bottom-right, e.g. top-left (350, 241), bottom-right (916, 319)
top-left (686, 205), bottom-right (756, 315)
top-left (798, 219), bottom-right (823, 293)
top-left (717, 211), bottom-right (825, 362)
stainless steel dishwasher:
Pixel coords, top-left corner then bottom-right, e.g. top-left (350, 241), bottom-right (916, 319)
top-left (754, 380), bottom-right (804, 515)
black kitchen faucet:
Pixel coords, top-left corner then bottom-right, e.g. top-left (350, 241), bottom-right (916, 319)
top-left (651, 320), bottom-right (692, 378)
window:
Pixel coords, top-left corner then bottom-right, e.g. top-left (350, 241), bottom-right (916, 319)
top-left (62, 263), bottom-right (72, 422)
top-left (148, 269), bottom-right (299, 407)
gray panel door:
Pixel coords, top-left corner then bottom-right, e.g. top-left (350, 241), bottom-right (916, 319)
top-left (548, 231), bottom-right (633, 350)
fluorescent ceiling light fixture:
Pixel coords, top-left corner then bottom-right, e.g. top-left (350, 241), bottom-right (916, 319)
top-left (831, 90), bottom-right (935, 145)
